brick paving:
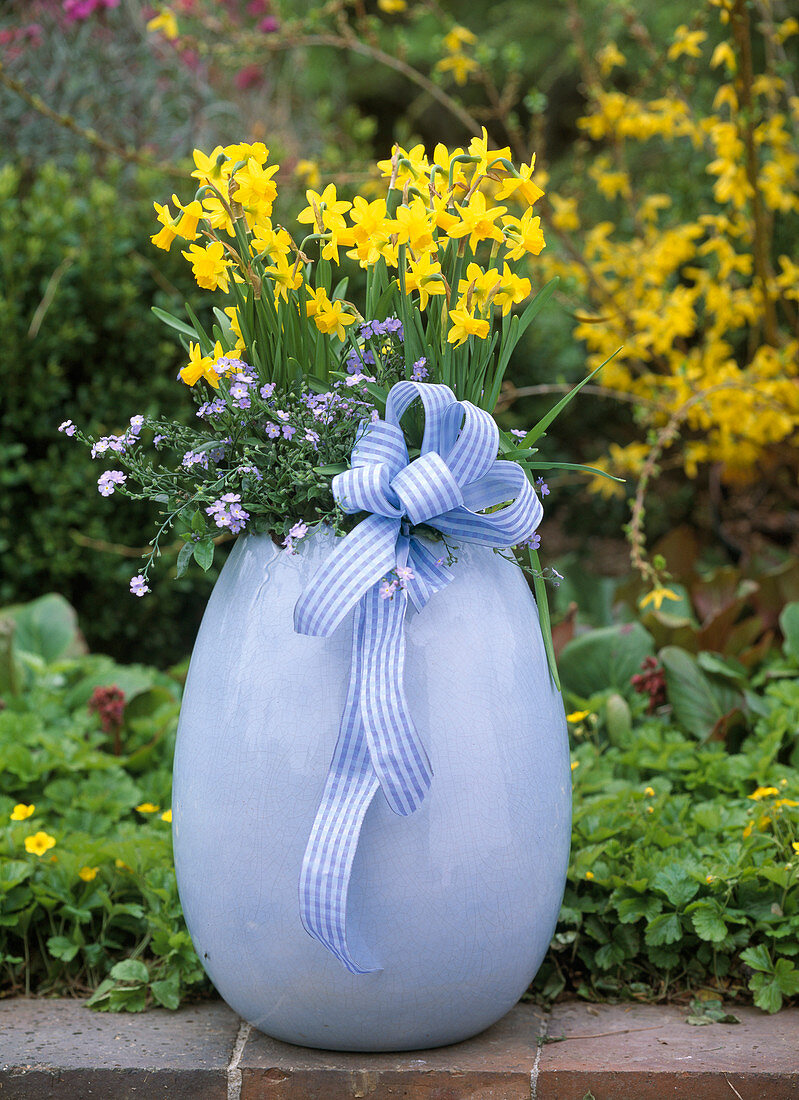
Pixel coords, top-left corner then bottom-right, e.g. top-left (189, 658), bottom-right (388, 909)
top-left (1, 997), bottom-right (797, 1099)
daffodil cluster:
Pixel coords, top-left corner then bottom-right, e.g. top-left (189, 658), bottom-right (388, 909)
top-left (69, 134), bottom-right (560, 595)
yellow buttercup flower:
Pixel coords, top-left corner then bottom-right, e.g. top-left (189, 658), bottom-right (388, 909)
top-left (115, 858), bottom-right (132, 871)
top-left (570, 760), bottom-right (580, 771)
top-left (639, 587), bottom-right (680, 611)
top-left (161, 809), bottom-right (173, 823)
top-left (10, 804), bottom-right (35, 821)
top-left (749, 787), bottom-right (780, 801)
top-left (378, 0), bottom-right (406, 12)
top-left (644, 786), bottom-right (655, 797)
top-left (78, 866), bottom-right (98, 882)
top-left (25, 832), bottom-right (56, 857)
top-left (792, 842), bottom-right (799, 853)
top-left (566, 710), bottom-right (590, 723)
top-left (585, 871), bottom-right (595, 880)
top-left (742, 822), bottom-right (754, 838)
top-left (135, 802), bottom-right (160, 814)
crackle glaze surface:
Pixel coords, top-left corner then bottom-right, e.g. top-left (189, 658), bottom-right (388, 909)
top-left (172, 530), bottom-right (571, 1052)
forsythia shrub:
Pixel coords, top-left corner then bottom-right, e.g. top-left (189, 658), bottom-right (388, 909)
top-left (540, 0), bottom-right (799, 491)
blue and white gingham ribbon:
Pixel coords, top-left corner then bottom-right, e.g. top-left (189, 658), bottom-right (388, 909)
top-left (293, 380), bottom-right (543, 972)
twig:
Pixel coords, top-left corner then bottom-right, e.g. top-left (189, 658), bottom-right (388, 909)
top-left (0, 62), bottom-right (185, 178)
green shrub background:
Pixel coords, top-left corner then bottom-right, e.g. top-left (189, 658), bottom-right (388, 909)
top-left (0, 158), bottom-right (230, 665)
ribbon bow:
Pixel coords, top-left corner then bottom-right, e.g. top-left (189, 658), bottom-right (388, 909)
top-left (294, 380), bottom-right (542, 972)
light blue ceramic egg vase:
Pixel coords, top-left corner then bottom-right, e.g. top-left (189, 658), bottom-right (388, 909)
top-left (172, 528), bottom-right (571, 1052)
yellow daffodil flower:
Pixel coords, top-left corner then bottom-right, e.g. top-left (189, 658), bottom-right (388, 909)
top-left (313, 299), bottom-right (358, 342)
top-left (182, 241), bottom-right (232, 293)
top-left (446, 305), bottom-right (490, 346)
top-left (151, 201), bottom-right (178, 252)
top-left (265, 252), bottom-right (303, 304)
top-left (171, 195), bottom-right (204, 242)
top-left (180, 341), bottom-right (225, 388)
top-left (10, 804), bottom-right (35, 821)
top-left (449, 190), bottom-right (507, 252)
top-left (25, 832), bottom-right (56, 857)
top-left (404, 253), bottom-right (446, 311)
top-left (191, 146), bottom-right (230, 184)
top-left (231, 158), bottom-right (280, 223)
top-left (297, 184), bottom-right (351, 235)
top-left (502, 208), bottom-right (546, 259)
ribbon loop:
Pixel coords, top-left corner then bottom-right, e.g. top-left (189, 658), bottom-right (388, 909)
top-left (294, 380), bottom-right (542, 973)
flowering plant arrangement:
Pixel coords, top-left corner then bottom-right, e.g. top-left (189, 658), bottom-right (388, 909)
top-left (63, 134), bottom-right (611, 679)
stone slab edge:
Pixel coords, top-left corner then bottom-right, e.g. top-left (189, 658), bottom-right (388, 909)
top-left (1, 998), bottom-right (798, 1100)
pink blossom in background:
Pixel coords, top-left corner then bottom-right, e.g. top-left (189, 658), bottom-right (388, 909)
top-left (62, 0), bottom-right (119, 22)
top-left (258, 15), bottom-right (278, 32)
top-left (235, 63), bottom-right (264, 90)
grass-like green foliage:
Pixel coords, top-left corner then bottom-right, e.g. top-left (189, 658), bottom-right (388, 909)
top-left (1, 591), bottom-right (797, 1012)
top-left (0, 158), bottom-right (224, 668)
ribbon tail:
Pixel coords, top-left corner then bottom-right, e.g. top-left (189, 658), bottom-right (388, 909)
top-left (361, 581), bottom-right (433, 816)
top-left (299, 599), bottom-right (381, 974)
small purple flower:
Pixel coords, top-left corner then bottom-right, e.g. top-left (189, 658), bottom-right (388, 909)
top-left (410, 358), bottom-right (428, 381)
top-left (130, 574), bottom-right (150, 597)
top-left (98, 470), bottom-right (126, 496)
top-left (518, 533), bottom-right (541, 550)
top-left (275, 409), bottom-right (290, 422)
top-left (58, 420), bottom-right (76, 437)
top-left (129, 415), bottom-right (144, 436)
top-left (304, 429), bottom-right (320, 448)
top-left (182, 450), bottom-right (209, 469)
top-left (395, 566), bottom-right (414, 587)
top-left (153, 434), bottom-right (165, 447)
top-left (289, 521), bottom-right (308, 540)
top-left (536, 477), bottom-right (550, 496)
top-left (198, 397), bottom-right (226, 419)
top-left (282, 424), bottom-right (296, 440)
top-left (265, 422), bottom-right (280, 439)
top-left (259, 383), bottom-right (275, 400)
top-left (237, 464), bottom-right (263, 481)
top-left (379, 579), bottom-right (398, 600)
top-left (511, 428), bottom-right (526, 440)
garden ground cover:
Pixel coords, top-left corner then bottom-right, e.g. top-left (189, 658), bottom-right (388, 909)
top-left (1, 591), bottom-right (797, 1015)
